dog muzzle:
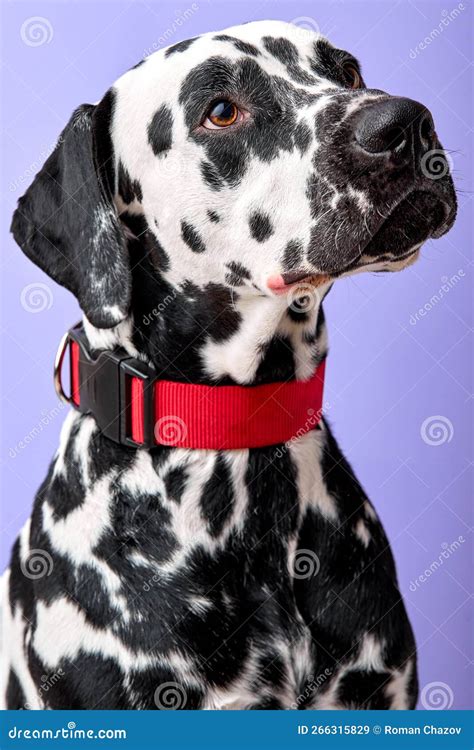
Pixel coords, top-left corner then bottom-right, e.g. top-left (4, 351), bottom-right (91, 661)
top-left (54, 323), bottom-right (325, 450)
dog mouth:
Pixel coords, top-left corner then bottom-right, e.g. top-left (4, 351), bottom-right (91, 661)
top-left (267, 188), bottom-right (456, 294)
top-left (356, 189), bottom-right (455, 262)
top-left (267, 270), bottom-right (332, 293)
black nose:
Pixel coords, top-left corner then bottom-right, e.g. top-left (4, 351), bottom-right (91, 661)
top-left (354, 97), bottom-right (435, 164)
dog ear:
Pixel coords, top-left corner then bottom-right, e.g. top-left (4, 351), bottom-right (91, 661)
top-left (10, 91), bottom-right (130, 329)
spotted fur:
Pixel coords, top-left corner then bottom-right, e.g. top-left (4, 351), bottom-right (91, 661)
top-left (2, 20), bottom-right (456, 710)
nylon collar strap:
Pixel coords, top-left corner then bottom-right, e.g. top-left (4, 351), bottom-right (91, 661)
top-left (54, 323), bottom-right (325, 450)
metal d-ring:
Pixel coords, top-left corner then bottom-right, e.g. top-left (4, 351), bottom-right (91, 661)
top-left (53, 330), bottom-right (74, 404)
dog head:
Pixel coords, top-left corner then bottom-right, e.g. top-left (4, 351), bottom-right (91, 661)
top-left (12, 20), bottom-right (457, 328)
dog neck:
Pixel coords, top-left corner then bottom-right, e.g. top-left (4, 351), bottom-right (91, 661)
top-left (83, 258), bottom-right (331, 386)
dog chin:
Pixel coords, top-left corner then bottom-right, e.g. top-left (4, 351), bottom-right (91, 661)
top-left (348, 248), bottom-right (422, 276)
top-left (361, 190), bottom-right (454, 260)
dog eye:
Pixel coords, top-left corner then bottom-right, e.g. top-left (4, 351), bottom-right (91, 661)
top-left (342, 63), bottom-right (362, 89)
top-left (203, 100), bottom-right (241, 129)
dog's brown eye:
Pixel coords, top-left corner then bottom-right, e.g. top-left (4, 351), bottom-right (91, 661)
top-left (204, 100), bottom-right (240, 129)
top-left (343, 63), bottom-right (362, 89)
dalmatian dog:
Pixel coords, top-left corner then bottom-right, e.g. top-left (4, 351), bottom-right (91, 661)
top-left (2, 20), bottom-right (456, 710)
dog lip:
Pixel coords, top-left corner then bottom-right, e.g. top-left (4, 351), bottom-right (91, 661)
top-left (267, 270), bottom-right (332, 293)
top-left (281, 270), bottom-right (314, 285)
top-left (430, 200), bottom-right (457, 238)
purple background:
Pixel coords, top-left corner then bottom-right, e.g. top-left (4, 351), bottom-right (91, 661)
top-left (1, 0), bottom-right (472, 709)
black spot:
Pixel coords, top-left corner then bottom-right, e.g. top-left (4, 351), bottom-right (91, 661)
top-left (310, 39), bottom-right (364, 89)
top-left (164, 467), bottom-right (188, 504)
top-left (201, 161), bottom-right (225, 191)
top-left (165, 37), bottom-right (197, 57)
top-left (214, 34), bottom-right (260, 57)
top-left (121, 211), bottom-right (170, 271)
top-left (255, 651), bottom-right (288, 689)
top-left (207, 210), bottom-right (220, 223)
top-left (283, 240), bottom-right (304, 270)
top-left (131, 248), bottom-right (243, 381)
top-left (130, 58), bottom-right (145, 70)
top-left (263, 36), bottom-right (317, 85)
top-left (263, 36), bottom-right (299, 65)
top-left (181, 221), bottom-right (206, 253)
top-left (250, 696), bottom-right (285, 709)
top-left (148, 105), bottom-right (173, 155)
top-left (337, 669), bottom-right (392, 710)
top-left (294, 122), bottom-right (312, 154)
top-left (225, 261), bottom-right (251, 286)
top-left (200, 455), bottom-right (234, 536)
top-left (95, 485), bottom-right (177, 570)
top-left (254, 336), bottom-right (295, 382)
top-left (118, 160), bottom-right (142, 204)
top-left (179, 57), bottom-right (297, 186)
top-left (249, 211), bottom-right (273, 242)
top-left (51, 653), bottom-right (129, 709)
top-left (6, 669), bottom-right (26, 709)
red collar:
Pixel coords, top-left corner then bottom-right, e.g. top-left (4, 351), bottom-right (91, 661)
top-left (55, 324), bottom-right (325, 450)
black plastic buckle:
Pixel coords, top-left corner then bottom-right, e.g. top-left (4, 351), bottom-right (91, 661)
top-left (54, 324), bottom-right (156, 448)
